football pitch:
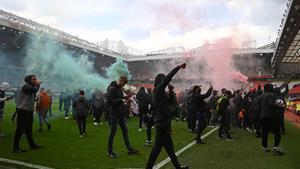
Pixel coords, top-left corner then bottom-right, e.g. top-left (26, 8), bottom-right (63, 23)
top-left (0, 100), bottom-right (300, 169)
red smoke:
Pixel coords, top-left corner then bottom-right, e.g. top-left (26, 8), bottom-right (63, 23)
top-left (194, 35), bottom-right (249, 90)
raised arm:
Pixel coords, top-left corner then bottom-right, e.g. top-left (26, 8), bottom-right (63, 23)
top-left (22, 83), bottom-right (40, 94)
top-left (202, 87), bottom-right (213, 99)
top-left (157, 63), bottom-right (186, 91)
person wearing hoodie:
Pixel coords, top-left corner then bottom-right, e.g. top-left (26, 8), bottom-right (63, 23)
top-left (136, 87), bottom-right (150, 131)
top-left (73, 90), bottom-right (89, 137)
top-left (0, 82), bottom-right (13, 137)
top-left (13, 75), bottom-right (42, 153)
top-left (146, 63), bottom-right (189, 169)
top-left (106, 76), bottom-right (138, 158)
top-left (36, 87), bottom-right (51, 132)
top-left (258, 83), bottom-right (285, 155)
top-left (63, 90), bottom-right (72, 120)
top-left (92, 90), bottom-right (105, 125)
top-left (190, 84), bottom-right (213, 144)
top-left (216, 90), bottom-right (233, 141)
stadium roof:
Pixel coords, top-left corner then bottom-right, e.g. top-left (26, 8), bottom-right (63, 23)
top-left (272, 0), bottom-right (300, 76)
top-left (0, 9), bottom-right (274, 62)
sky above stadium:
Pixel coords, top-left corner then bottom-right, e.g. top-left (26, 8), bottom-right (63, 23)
top-left (1, 0), bottom-right (286, 52)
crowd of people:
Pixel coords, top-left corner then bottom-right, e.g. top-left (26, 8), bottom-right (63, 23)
top-left (0, 63), bottom-right (290, 169)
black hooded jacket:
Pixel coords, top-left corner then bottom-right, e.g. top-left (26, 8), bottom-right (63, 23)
top-left (258, 84), bottom-right (281, 118)
top-left (153, 66), bottom-right (181, 125)
top-left (107, 81), bottom-right (125, 116)
top-left (136, 87), bottom-right (150, 113)
top-left (190, 87), bottom-right (213, 113)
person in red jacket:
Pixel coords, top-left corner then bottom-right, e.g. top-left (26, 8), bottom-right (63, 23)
top-left (36, 87), bottom-right (51, 132)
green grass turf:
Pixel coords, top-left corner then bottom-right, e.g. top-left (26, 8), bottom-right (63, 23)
top-left (1, 100), bottom-right (300, 169)
top-left (0, 100), bottom-right (197, 169)
top-left (164, 122), bottom-right (300, 169)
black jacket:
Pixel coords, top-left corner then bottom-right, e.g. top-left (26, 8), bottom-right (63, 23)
top-left (136, 89), bottom-right (150, 113)
top-left (153, 66), bottom-right (181, 124)
top-left (107, 82), bottom-right (125, 116)
top-left (190, 88), bottom-right (213, 113)
top-left (258, 92), bottom-right (279, 118)
top-left (72, 97), bottom-right (89, 116)
top-left (167, 90), bottom-right (178, 113)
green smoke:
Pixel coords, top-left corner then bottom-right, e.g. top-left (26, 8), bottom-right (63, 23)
top-left (23, 36), bottom-right (131, 91)
top-left (106, 59), bottom-right (131, 81)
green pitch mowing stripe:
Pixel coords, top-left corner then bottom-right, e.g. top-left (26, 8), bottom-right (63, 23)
top-left (154, 127), bottom-right (219, 169)
top-left (0, 158), bottom-right (54, 169)
top-left (163, 122), bottom-right (300, 169)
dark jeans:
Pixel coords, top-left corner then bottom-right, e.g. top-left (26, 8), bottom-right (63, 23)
top-left (59, 100), bottom-right (63, 111)
top-left (38, 109), bottom-right (50, 129)
top-left (188, 111), bottom-right (197, 131)
top-left (76, 116), bottom-right (86, 135)
top-left (64, 105), bottom-right (70, 117)
top-left (279, 111), bottom-right (285, 133)
top-left (145, 115), bottom-right (154, 141)
top-left (261, 117), bottom-right (281, 148)
top-left (48, 105), bottom-right (52, 116)
top-left (146, 123), bottom-right (180, 169)
top-left (93, 108), bottom-right (103, 123)
top-left (108, 115), bottom-right (132, 153)
top-left (195, 113), bottom-right (207, 141)
top-left (254, 118), bottom-right (261, 136)
top-left (210, 109), bottom-right (219, 125)
top-left (139, 109), bottom-right (146, 129)
top-left (13, 109), bottom-right (37, 149)
top-left (218, 114), bottom-right (231, 139)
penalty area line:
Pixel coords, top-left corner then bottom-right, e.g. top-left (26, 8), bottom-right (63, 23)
top-left (154, 126), bottom-right (219, 169)
top-left (0, 158), bottom-right (55, 169)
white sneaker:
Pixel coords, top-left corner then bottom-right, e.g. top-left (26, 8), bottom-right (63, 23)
top-left (144, 140), bottom-right (152, 146)
top-left (273, 146), bottom-right (284, 155)
top-left (80, 135), bottom-right (83, 138)
top-left (64, 117), bottom-right (69, 120)
top-left (99, 122), bottom-right (104, 126)
top-left (138, 128), bottom-right (142, 132)
top-left (94, 122), bottom-right (98, 126)
top-left (225, 138), bottom-right (234, 142)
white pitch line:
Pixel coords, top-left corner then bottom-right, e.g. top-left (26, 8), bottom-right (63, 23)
top-left (153, 127), bottom-right (219, 169)
top-left (0, 158), bottom-right (55, 169)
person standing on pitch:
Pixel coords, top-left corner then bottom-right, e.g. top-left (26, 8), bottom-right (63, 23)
top-left (136, 87), bottom-right (150, 131)
top-left (190, 84), bottom-right (213, 144)
top-left (259, 83), bottom-right (284, 155)
top-left (0, 82), bottom-right (13, 137)
top-left (146, 63), bottom-right (189, 169)
top-left (107, 76), bottom-right (138, 158)
top-left (13, 75), bottom-right (43, 153)
top-left (36, 87), bottom-right (51, 132)
top-left (216, 90), bottom-right (234, 141)
top-left (73, 90), bottom-right (89, 137)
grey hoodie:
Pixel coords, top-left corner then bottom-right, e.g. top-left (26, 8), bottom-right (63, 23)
top-left (16, 75), bottom-right (40, 112)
